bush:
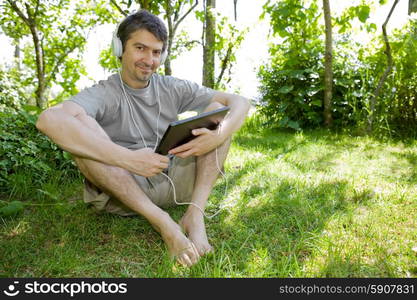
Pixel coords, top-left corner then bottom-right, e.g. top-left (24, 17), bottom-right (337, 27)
top-left (0, 108), bottom-right (80, 198)
top-left (258, 0), bottom-right (367, 130)
top-left (259, 1), bottom-right (416, 136)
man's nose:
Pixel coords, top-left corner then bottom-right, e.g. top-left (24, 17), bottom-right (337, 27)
top-left (142, 51), bottom-right (154, 65)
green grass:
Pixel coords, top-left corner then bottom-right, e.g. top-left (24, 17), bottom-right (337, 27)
top-left (1, 115), bottom-right (416, 277)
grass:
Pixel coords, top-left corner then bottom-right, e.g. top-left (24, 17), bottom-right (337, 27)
top-left (1, 115), bottom-right (416, 277)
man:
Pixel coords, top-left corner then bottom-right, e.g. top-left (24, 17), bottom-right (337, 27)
top-left (36, 10), bottom-right (250, 267)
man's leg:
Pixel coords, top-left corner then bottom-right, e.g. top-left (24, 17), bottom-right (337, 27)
top-left (180, 103), bottom-right (232, 256)
top-left (73, 114), bottom-right (200, 266)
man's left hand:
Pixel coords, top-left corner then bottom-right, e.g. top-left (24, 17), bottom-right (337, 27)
top-left (168, 127), bottom-right (224, 158)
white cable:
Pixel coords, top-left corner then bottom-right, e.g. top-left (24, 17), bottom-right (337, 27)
top-left (161, 124), bottom-right (231, 219)
top-left (118, 68), bottom-right (161, 150)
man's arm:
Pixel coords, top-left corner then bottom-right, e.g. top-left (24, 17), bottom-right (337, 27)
top-left (36, 101), bottom-right (168, 177)
top-left (168, 91), bottom-right (250, 158)
top-left (209, 91), bottom-right (251, 141)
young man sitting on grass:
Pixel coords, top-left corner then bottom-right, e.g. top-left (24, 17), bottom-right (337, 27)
top-left (36, 10), bottom-right (250, 267)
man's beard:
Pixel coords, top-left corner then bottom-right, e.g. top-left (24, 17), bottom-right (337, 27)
top-left (135, 72), bottom-right (152, 83)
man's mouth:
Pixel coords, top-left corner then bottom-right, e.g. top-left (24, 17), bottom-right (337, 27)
top-left (136, 63), bottom-right (152, 73)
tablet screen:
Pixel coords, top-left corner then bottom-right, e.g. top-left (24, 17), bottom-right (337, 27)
top-left (155, 106), bottom-right (230, 155)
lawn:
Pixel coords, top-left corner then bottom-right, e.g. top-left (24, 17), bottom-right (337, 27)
top-left (1, 115), bottom-right (416, 277)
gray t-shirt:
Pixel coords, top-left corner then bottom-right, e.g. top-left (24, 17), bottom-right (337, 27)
top-left (68, 73), bottom-right (215, 150)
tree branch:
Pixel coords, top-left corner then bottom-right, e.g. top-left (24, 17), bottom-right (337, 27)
top-left (368, 0), bottom-right (399, 132)
top-left (110, 0), bottom-right (128, 16)
top-left (46, 46), bottom-right (78, 88)
top-left (215, 43), bottom-right (232, 88)
top-left (7, 0), bottom-right (30, 25)
top-left (173, 0), bottom-right (198, 34)
top-left (34, 0), bottom-right (40, 18)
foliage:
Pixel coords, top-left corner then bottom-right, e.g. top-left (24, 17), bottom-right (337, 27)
top-left (359, 18), bottom-right (417, 137)
top-left (258, 0), bottom-right (325, 130)
top-left (0, 67), bottom-right (28, 112)
top-left (0, 0), bottom-right (113, 107)
top-left (213, 16), bottom-right (248, 90)
top-left (98, 47), bottom-right (119, 74)
top-left (0, 109), bottom-right (80, 198)
top-left (195, 9), bottom-right (248, 90)
top-left (258, 0), bottom-right (416, 133)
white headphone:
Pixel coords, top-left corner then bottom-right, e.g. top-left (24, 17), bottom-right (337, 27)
top-left (111, 15), bottom-right (168, 64)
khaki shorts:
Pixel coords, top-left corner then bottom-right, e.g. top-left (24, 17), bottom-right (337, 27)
top-left (83, 156), bottom-right (196, 216)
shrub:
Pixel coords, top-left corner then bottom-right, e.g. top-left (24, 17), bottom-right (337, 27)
top-left (0, 108), bottom-right (80, 198)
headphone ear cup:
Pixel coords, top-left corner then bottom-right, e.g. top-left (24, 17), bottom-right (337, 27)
top-left (160, 50), bottom-right (168, 65)
top-left (111, 30), bottom-right (122, 58)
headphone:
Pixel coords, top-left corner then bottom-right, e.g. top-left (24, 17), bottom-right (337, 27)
top-left (111, 15), bottom-right (168, 65)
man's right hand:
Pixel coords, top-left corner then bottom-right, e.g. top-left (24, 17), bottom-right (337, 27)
top-left (123, 148), bottom-right (169, 177)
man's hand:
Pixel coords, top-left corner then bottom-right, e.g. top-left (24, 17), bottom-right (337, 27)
top-left (168, 128), bottom-right (224, 158)
top-left (122, 148), bottom-right (169, 177)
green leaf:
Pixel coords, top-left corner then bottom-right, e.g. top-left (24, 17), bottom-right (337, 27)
top-left (287, 120), bottom-right (301, 130)
top-left (278, 85), bottom-right (294, 94)
top-left (367, 23), bottom-right (377, 32)
top-left (357, 5), bottom-right (370, 23)
top-left (0, 201), bottom-right (25, 217)
top-left (23, 105), bottom-right (42, 114)
top-left (311, 100), bottom-right (322, 107)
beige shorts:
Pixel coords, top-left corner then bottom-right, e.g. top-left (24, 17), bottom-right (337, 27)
top-left (83, 156), bottom-right (196, 216)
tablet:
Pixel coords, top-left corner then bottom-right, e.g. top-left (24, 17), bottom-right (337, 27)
top-left (155, 106), bottom-right (230, 155)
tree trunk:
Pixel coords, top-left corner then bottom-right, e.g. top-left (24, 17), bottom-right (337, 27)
top-left (322, 0), bottom-right (333, 127)
top-left (215, 43), bottom-right (232, 89)
top-left (367, 0), bottom-right (399, 133)
top-left (31, 25), bottom-right (46, 108)
top-left (164, 0), bottom-right (174, 76)
top-left (409, 0), bottom-right (417, 14)
top-left (203, 0), bottom-right (215, 88)
top-left (7, 0), bottom-right (46, 108)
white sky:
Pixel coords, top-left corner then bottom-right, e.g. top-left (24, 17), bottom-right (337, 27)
top-left (0, 0), bottom-right (412, 101)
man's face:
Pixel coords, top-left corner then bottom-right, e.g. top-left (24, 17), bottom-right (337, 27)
top-left (121, 29), bottom-right (164, 89)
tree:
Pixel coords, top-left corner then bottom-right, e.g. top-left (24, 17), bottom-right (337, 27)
top-left (198, 0), bottom-right (247, 89)
top-left (213, 16), bottom-right (247, 90)
top-left (202, 0), bottom-right (215, 88)
top-left (1, 0), bottom-right (111, 108)
top-left (322, 0), bottom-right (333, 127)
top-left (367, 0), bottom-right (400, 133)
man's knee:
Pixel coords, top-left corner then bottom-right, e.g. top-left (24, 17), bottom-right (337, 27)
top-left (73, 156), bottom-right (132, 192)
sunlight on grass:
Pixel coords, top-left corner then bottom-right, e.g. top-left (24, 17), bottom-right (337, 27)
top-left (1, 121), bottom-right (416, 277)
top-left (246, 247), bottom-right (273, 275)
top-left (3, 220), bottom-right (30, 238)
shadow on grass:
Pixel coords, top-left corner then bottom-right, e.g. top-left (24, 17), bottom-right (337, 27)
top-left (1, 128), bottom-right (416, 277)
top-left (390, 150), bottom-right (417, 184)
top-left (205, 176), bottom-right (376, 277)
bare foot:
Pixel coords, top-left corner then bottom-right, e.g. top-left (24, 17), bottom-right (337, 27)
top-left (180, 211), bottom-right (213, 256)
top-left (159, 221), bottom-right (200, 267)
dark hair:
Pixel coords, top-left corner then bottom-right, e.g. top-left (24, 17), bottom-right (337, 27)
top-left (117, 10), bottom-right (167, 53)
